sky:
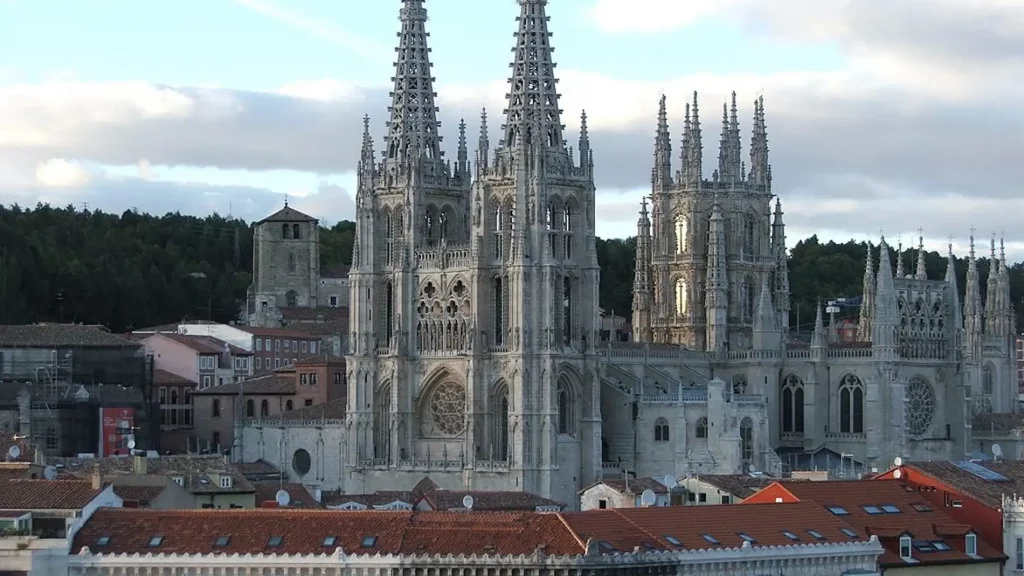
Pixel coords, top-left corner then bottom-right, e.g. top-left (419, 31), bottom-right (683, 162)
top-left (1, 0), bottom-right (1023, 260)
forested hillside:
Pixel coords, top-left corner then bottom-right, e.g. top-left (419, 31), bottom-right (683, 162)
top-left (2, 203), bottom-right (1021, 335)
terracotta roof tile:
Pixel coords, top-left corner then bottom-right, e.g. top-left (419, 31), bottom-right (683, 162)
top-left (562, 501), bottom-right (866, 552)
top-left (0, 324), bottom-right (140, 348)
top-left (54, 455), bottom-right (255, 495)
top-left (254, 483), bottom-right (320, 507)
top-left (190, 373), bottom-right (294, 395)
top-left (261, 398), bottom-right (346, 421)
top-left (583, 477), bottom-right (669, 495)
top-left (693, 474), bottom-right (779, 499)
top-left (72, 509), bottom-right (582, 556)
top-left (0, 463), bottom-right (32, 481)
top-left (237, 326), bottom-right (318, 338)
top-left (112, 484), bottom-right (167, 505)
top-left (907, 460), bottom-right (1024, 509)
top-left (258, 205), bottom-right (317, 224)
top-left (0, 479), bottom-right (107, 509)
top-left (762, 480), bottom-right (1004, 567)
top-left (157, 333), bottom-right (250, 355)
top-left (152, 369), bottom-right (195, 386)
top-left (418, 490), bottom-right (565, 511)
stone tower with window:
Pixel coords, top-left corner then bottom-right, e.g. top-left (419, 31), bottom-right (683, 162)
top-left (344, 0), bottom-right (599, 505)
top-left (247, 204), bottom-right (321, 326)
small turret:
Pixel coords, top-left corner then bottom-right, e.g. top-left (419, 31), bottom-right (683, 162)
top-left (812, 300), bottom-right (826, 349)
top-left (680, 92), bottom-right (702, 187)
top-left (652, 95), bottom-right (672, 188)
top-left (858, 242), bottom-right (875, 341)
top-left (895, 241), bottom-right (905, 279)
top-left (579, 110), bottom-right (591, 174)
top-left (963, 232), bottom-right (983, 361)
top-left (915, 232), bottom-right (927, 280)
top-left (456, 117), bottom-right (469, 178)
top-left (631, 199), bottom-right (653, 342)
top-left (747, 96), bottom-right (770, 190)
top-left (753, 277), bottom-right (779, 350)
top-left (705, 196), bottom-right (728, 350)
top-left (476, 107), bottom-right (489, 175)
top-left (944, 238), bottom-right (962, 330)
top-left (984, 235), bottom-right (999, 336)
top-left (872, 237), bottom-right (899, 353)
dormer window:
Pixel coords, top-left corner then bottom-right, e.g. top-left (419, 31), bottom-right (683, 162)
top-left (147, 536), bottom-right (164, 548)
top-left (172, 476), bottom-right (184, 486)
top-left (220, 476), bottom-right (232, 489)
top-left (899, 535), bottom-right (912, 559)
top-left (96, 535), bottom-right (110, 547)
top-left (966, 532), bottom-right (977, 556)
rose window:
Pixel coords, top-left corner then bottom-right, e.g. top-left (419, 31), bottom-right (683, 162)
top-left (906, 376), bottom-right (935, 437)
top-left (429, 382), bottom-right (466, 436)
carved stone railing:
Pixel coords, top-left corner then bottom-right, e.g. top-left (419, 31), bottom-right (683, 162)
top-left (731, 394), bottom-right (767, 405)
top-left (473, 460), bottom-right (510, 472)
top-left (637, 389), bottom-right (709, 404)
top-left (824, 431), bottom-right (867, 442)
top-left (415, 247), bottom-right (473, 270)
top-left (828, 348), bottom-right (873, 359)
top-left (356, 458), bottom-right (389, 469)
top-left (786, 349), bottom-right (813, 359)
top-left (398, 459), bottom-right (464, 470)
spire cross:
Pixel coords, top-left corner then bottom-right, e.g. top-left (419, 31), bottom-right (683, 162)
top-left (917, 227), bottom-right (923, 237)
top-left (284, 194), bottom-right (289, 207)
top-left (970, 225), bottom-right (977, 236)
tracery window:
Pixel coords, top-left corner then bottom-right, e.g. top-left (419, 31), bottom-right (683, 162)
top-left (781, 374), bottom-right (805, 433)
top-left (654, 417), bottom-right (670, 442)
top-left (742, 275), bottom-right (756, 320)
top-left (695, 417), bottom-right (708, 439)
top-left (983, 364), bottom-right (994, 396)
top-left (838, 374), bottom-right (864, 434)
top-left (374, 384), bottom-right (391, 460)
top-left (674, 278), bottom-right (688, 316)
top-left (906, 376), bottom-right (936, 437)
top-left (674, 214), bottom-right (688, 254)
top-left (557, 378), bottom-right (575, 436)
top-left (493, 383), bottom-right (510, 460)
top-left (562, 277), bottom-right (573, 346)
top-left (493, 205), bottom-right (503, 260)
top-left (423, 381), bottom-right (467, 437)
top-left (740, 417), bottom-right (754, 464)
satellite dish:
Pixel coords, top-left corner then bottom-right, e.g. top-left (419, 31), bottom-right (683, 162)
top-left (640, 489), bottom-right (657, 507)
top-left (462, 494), bottom-right (475, 510)
top-left (893, 469), bottom-right (903, 480)
top-left (7, 445), bottom-right (21, 461)
top-left (275, 489), bottom-right (291, 507)
top-left (663, 475), bottom-right (676, 488)
top-left (127, 439), bottom-right (136, 450)
top-left (893, 456), bottom-right (903, 467)
top-left (993, 444), bottom-right (1003, 460)
top-left (43, 466), bottom-right (57, 480)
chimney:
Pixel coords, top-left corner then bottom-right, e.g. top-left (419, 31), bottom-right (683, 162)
top-left (133, 453), bottom-right (148, 475)
top-left (91, 464), bottom-right (103, 490)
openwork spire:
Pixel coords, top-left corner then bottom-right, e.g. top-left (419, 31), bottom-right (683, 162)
top-left (680, 92), bottom-right (702, 185)
top-left (503, 0), bottom-right (564, 149)
top-left (748, 96), bottom-right (770, 190)
top-left (653, 95), bottom-right (672, 187)
top-left (895, 241), bottom-right (905, 278)
top-left (915, 232), bottom-right (927, 280)
top-left (358, 115), bottom-right (376, 194)
top-left (945, 238), bottom-right (962, 329)
top-left (385, 0), bottom-right (443, 166)
top-left (718, 92), bottom-right (743, 184)
top-left (456, 118), bottom-right (469, 176)
top-left (579, 110), bottom-right (591, 171)
top-left (477, 107), bottom-right (490, 168)
top-left (984, 235), bottom-right (999, 334)
top-left (964, 232), bottom-right (983, 359)
top-left (858, 242), bottom-right (875, 341)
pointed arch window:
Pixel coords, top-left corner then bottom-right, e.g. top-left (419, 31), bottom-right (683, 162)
top-left (282, 223), bottom-right (291, 239)
top-left (246, 399), bottom-right (254, 418)
top-left (493, 276), bottom-right (505, 347)
top-left (674, 214), bottom-right (688, 254)
top-left (493, 383), bottom-right (510, 461)
top-left (557, 378), bottom-right (575, 436)
top-left (696, 417), bottom-right (708, 439)
top-left (562, 277), bottom-right (573, 346)
top-left (493, 205), bottom-right (503, 260)
top-left (383, 282), bottom-right (394, 349)
top-left (292, 223), bottom-right (301, 240)
top-left (675, 278), bottom-right (688, 316)
top-left (548, 199), bottom-right (562, 259)
top-left (740, 417), bottom-right (754, 464)
top-left (839, 374), bottom-right (864, 434)
top-left (744, 217), bottom-right (756, 254)
top-left (781, 375), bottom-right (805, 433)
top-left (288, 253), bottom-right (297, 273)
top-left (385, 212), bottom-right (395, 266)
top-left (563, 204), bottom-right (574, 259)
top-left (374, 384), bottom-right (391, 460)
top-left (285, 290), bottom-right (298, 308)
top-left (260, 399), bottom-right (269, 418)
top-left (438, 209), bottom-right (450, 243)
top-left (654, 417), bottom-right (670, 442)
top-left (742, 275), bottom-right (756, 320)
top-left (983, 364), bottom-right (994, 395)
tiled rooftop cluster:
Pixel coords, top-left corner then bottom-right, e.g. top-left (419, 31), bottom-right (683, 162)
top-left (54, 454), bottom-right (254, 494)
top-left (324, 477), bottom-right (564, 511)
top-left (0, 479), bottom-right (108, 510)
top-left (0, 324), bottom-right (140, 348)
top-left (693, 473), bottom-right (781, 499)
top-left (71, 502), bottom-right (875, 557)
top-left (905, 459), bottom-right (1024, 508)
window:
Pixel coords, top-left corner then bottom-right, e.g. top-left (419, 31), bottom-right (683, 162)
top-left (698, 493), bottom-right (707, 503)
top-left (214, 536), bottom-right (230, 547)
top-left (361, 536), bottom-right (377, 548)
top-left (311, 373), bottom-right (318, 385)
top-left (220, 476), bottom-right (232, 488)
top-left (899, 535), bottom-right (912, 559)
top-left (654, 418), bottom-right (670, 442)
top-left (557, 380), bottom-right (575, 435)
top-left (202, 375), bottom-right (212, 388)
top-left (780, 374), bottom-right (805, 433)
top-left (701, 534), bottom-right (720, 545)
top-left (323, 536), bottom-right (337, 547)
top-left (881, 504), bottom-right (901, 513)
top-left (284, 340), bottom-right (290, 351)
top-left (246, 399), bottom-right (254, 417)
top-left (1017, 537), bottom-right (1023, 570)
top-left (696, 417), bottom-right (708, 439)
top-left (286, 400), bottom-right (293, 411)
top-left (663, 535), bottom-right (682, 547)
top-left (782, 531), bottom-right (799, 541)
top-left (841, 528), bottom-right (858, 538)
top-left (862, 505), bottom-right (882, 514)
top-left (268, 535), bottom-right (283, 548)
top-left (96, 535), bottom-right (110, 547)
top-left (827, 505), bottom-right (849, 516)
top-left (265, 337), bottom-right (271, 349)
top-left (158, 387), bottom-right (167, 404)
top-left (275, 339), bottom-right (281, 350)
top-left (334, 373), bottom-right (342, 386)
top-left (292, 340), bottom-right (297, 350)
top-left (255, 339), bottom-right (262, 351)
top-left (931, 541), bottom-right (952, 551)
top-left (292, 223), bottom-right (300, 239)
top-left (310, 341), bottom-right (317, 354)
top-left (598, 499), bottom-right (607, 509)
top-left (301, 341), bottom-right (308, 353)
top-left (674, 277), bottom-right (687, 316)
top-left (839, 374), bottom-right (865, 433)
top-left (966, 533), bottom-right (977, 556)
top-left (255, 357), bottom-right (262, 370)
top-left (282, 223), bottom-right (291, 239)
top-left (212, 399), bottom-right (221, 418)
top-left (275, 358), bottom-right (281, 368)
top-left (674, 214), bottom-right (687, 254)
top-left (721, 495), bottom-right (731, 504)
top-left (737, 533), bottom-right (756, 543)
top-left (911, 503), bottom-right (932, 512)
top-left (148, 536), bottom-right (164, 547)
top-left (172, 476), bottom-right (184, 486)
top-left (305, 399), bottom-right (313, 407)
top-left (330, 295), bottom-right (338, 307)
top-left (301, 373), bottom-right (308, 385)
top-left (260, 400), bottom-right (269, 417)
top-left (807, 530), bottom-right (825, 541)
top-left (200, 356), bottom-right (214, 370)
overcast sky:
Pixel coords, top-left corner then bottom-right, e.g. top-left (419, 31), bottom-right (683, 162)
top-left (1, 0), bottom-right (1022, 260)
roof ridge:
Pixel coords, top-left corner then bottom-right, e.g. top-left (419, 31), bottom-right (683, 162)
top-left (611, 509), bottom-right (666, 546)
top-left (553, 511), bottom-right (587, 552)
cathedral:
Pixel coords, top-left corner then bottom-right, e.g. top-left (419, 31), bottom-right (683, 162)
top-left (240, 0), bottom-right (1018, 508)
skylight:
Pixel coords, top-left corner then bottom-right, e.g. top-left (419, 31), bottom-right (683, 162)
top-left (147, 536), bottom-right (164, 548)
top-left (738, 533), bottom-right (756, 543)
top-left (663, 535), bottom-right (682, 547)
top-left (361, 536), bottom-right (377, 548)
top-left (911, 503), bottom-right (932, 512)
top-left (96, 536), bottom-right (110, 547)
top-left (913, 540), bottom-right (936, 552)
top-left (701, 534), bottom-right (720, 545)
top-left (827, 505), bottom-right (849, 515)
top-left (841, 528), bottom-right (858, 538)
top-left (862, 505), bottom-right (883, 514)
top-left (214, 536), bottom-right (230, 547)
top-left (598, 541), bottom-right (617, 553)
top-left (782, 531), bottom-right (800, 541)
top-left (807, 530), bottom-right (825, 541)
top-left (267, 536), bottom-right (283, 548)
top-left (323, 536), bottom-right (338, 547)
top-left (931, 541), bottom-right (952, 551)
top-left (881, 504), bottom-right (901, 513)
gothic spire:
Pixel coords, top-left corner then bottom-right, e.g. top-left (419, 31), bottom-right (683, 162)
top-left (384, 0), bottom-right (444, 167)
top-left (502, 0), bottom-right (563, 149)
top-left (748, 96), bottom-right (770, 190)
top-left (718, 93), bottom-right (742, 184)
top-left (357, 114), bottom-right (378, 198)
top-left (653, 95), bottom-right (672, 188)
top-left (964, 233), bottom-right (983, 360)
top-left (631, 198), bottom-right (653, 343)
top-left (915, 232), bottom-right (927, 280)
top-left (771, 198), bottom-right (791, 333)
top-left (456, 117), bottom-right (469, 176)
top-left (680, 92), bottom-right (702, 186)
top-left (985, 235), bottom-right (999, 334)
top-left (477, 107), bottom-right (490, 170)
top-left (812, 300), bottom-right (826, 348)
top-left (753, 276), bottom-right (779, 350)
top-left (579, 110), bottom-right (591, 172)
top-left (705, 195), bottom-right (728, 350)
top-left (716, 102), bottom-right (729, 183)
top-left (945, 238), bottom-right (962, 330)
top-left (872, 237), bottom-right (899, 349)
top-left (895, 241), bottom-right (905, 278)
top-left (858, 242), bottom-right (875, 341)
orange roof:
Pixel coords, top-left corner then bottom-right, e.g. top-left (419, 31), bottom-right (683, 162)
top-left (760, 480), bottom-right (1004, 567)
top-left (72, 509), bottom-right (582, 556)
top-left (155, 333), bottom-right (251, 355)
top-left (0, 479), bottom-right (108, 509)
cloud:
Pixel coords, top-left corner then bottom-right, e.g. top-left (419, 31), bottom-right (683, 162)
top-left (0, 0), bottom-right (1022, 253)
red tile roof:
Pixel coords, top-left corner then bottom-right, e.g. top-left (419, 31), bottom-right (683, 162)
top-left (112, 484), bottom-right (167, 505)
top-left (0, 463), bottom-right (32, 481)
top-left (156, 333), bottom-right (251, 356)
top-left (152, 369), bottom-right (196, 387)
top-left (0, 479), bottom-right (108, 509)
top-left (254, 483), bottom-right (319, 507)
top-left (757, 480), bottom-right (1004, 567)
top-left (417, 490), bottom-right (565, 511)
top-left (905, 460), bottom-right (1024, 509)
top-left (72, 509), bottom-right (582, 556)
top-left (190, 373), bottom-right (294, 396)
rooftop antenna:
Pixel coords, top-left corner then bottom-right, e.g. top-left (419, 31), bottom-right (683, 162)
top-left (993, 444), bottom-right (1004, 461)
top-left (640, 489), bottom-right (657, 507)
top-left (43, 465), bottom-right (57, 480)
top-left (462, 494), bottom-right (475, 511)
top-left (893, 456), bottom-right (903, 467)
top-left (662, 474), bottom-right (676, 489)
top-left (7, 445), bottom-right (21, 461)
top-left (275, 489), bottom-right (291, 507)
